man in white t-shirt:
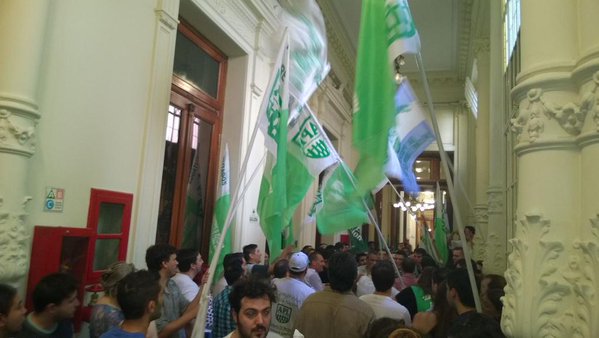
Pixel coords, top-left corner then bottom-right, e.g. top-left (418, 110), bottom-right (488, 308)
top-left (304, 251), bottom-right (325, 291)
top-left (270, 252), bottom-right (315, 337)
top-left (359, 261), bottom-right (411, 326)
top-left (171, 248), bottom-right (203, 301)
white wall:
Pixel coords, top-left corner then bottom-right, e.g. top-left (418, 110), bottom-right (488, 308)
top-left (29, 1), bottom-right (158, 230)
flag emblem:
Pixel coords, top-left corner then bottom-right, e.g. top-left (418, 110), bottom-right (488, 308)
top-left (385, 0), bottom-right (417, 42)
top-left (292, 115), bottom-right (331, 159)
top-left (275, 304), bottom-right (292, 323)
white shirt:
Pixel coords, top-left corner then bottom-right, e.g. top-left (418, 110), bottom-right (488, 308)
top-left (171, 273), bottom-right (199, 301)
top-left (270, 277), bottom-right (315, 337)
top-left (356, 275), bottom-right (375, 297)
top-left (359, 293), bottom-right (411, 326)
top-left (304, 268), bottom-right (323, 291)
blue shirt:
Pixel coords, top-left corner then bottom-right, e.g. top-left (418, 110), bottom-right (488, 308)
top-left (212, 286), bottom-right (235, 338)
top-left (100, 327), bottom-right (145, 338)
top-left (156, 279), bottom-right (190, 338)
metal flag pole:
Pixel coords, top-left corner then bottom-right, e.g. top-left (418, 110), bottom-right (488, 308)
top-left (190, 152), bottom-right (267, 338)
top-left (414, 52), bottom-right (481, 312)
top-left (336, 163), bottom-right (406, 291)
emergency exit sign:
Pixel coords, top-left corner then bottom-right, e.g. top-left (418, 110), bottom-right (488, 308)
top-left (44, 187), bottom-right (64, 212)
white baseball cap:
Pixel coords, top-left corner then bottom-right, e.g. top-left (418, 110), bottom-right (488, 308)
top-left (288, 252), bottom-right (309, 272)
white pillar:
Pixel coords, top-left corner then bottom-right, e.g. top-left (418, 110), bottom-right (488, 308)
top-left (0, 0), bottom-right (49, 288)
top-left (502, 1), bottom-right (599, 336)
top-left (484, 0), bottom-right (507, 275)
top-left (472, 40), bottom-right (490, 263)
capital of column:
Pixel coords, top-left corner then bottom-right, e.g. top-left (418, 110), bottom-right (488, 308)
top-left (510, 70), bottom-right (599, 152)
top-left (0, 108), bottom-right (37, 157)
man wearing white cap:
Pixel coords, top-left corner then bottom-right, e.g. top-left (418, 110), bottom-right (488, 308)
top-left (269, 252), bottom-right (315, 338)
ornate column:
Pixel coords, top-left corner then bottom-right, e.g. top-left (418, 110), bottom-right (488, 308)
top-left (502, 1), bottom-right (599, 337)
top-left (0, 1), bottom-right (49, 288)
top-left (484, 0), bottom-right (507, 275)
top-left (472, 39), bottom-right (490, 263)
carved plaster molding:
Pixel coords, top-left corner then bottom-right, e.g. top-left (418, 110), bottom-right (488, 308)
top-left (484, 232), bottom-right (505, 274)
top-left (502, 214), bottom-right (569, 337)
top-left (0, 196), bottom-right (31, 283)
top-left (457, 0), bottom-right (474, 80)
top-left (590, 72), bottom-right (599, 132)
top-left (510, 82), bottom-right (598, 143)
top-left (474, 204), bottom-right (488, 224)
top-left (472, 38), bottom-right (490, 56)
top-left (317, 0), bottom-right (355, 90)
top-left (559, 214), bottom-right (599, 338)
top-left (0, 109), bottom-right (36, 157)
top-left (487, 188), bottom-right (504, 214)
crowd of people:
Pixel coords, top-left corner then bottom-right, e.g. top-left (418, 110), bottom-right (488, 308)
top-left (0, 235), bottom-right (507, 338)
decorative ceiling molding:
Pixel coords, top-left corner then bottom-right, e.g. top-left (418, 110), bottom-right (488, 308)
top-left (317, 0), bottom-right (356, 92)
top-left (457, 0), bottom-right (474, 81)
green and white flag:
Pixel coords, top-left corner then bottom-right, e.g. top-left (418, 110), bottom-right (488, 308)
top-left (386, 0), bottom-right (421, 58)
top-left (434, 182), bottom-right (449, 265)
top-left (286, 105), bottom-right (339, 223)
top-left (258, 33), bottom-right (290, 262)
top-left (315, 163), bottom-right (371, 235)
top-left (353, 0), bottom-right (422, 194)
top-left (280, 0), bottom-right (330, 119)
top-left (182, 149), bottom-right (205, 249)
top-left (349, 226), bottom-right (368, 254)
top-left (209, 144), bottom-right (231, 281)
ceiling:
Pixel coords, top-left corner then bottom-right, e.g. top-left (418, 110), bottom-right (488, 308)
top-left (322, 0), bottom-right (485, 86)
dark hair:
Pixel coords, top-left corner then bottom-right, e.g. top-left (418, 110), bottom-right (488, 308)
top-left (308, 251), bottom-right (322, 264)
top-left (417, 267), bottom-right (436, 296)
top-left (0, 284), bottom-right (17, 315)
top-left (371, 261), bottom-right (395, 292)
top-left (223, 252), bottom-right (244, 268)
top-left (447, 269), bottom-right (477, 308)
top-left (484, 274), bottom-right (506, 290)
top-left (176, 248), bottom-right (199, 273)
top-left (432, 281), bottom-right (457, 338)
top-left (224, 263), bottom-right (244, 285)
top-left (465, 226), bottom-right (476, 235)
top-left (272, 259), bottom-right (289, 279)
top-left (432, 268), bottom-right (449, 285)
top-left (453, 246), bottom-right (464, 253)
top-left (327, 252), bottom-right (357, 292)
top-left (32, 273), bottom-right (78, 313)
top-left (413, 247), bottom-right (428, 256)
top-left (366, 317), bottom-right (405, 338)
top-left (117, 270), bottom-right (161, 320)
top-left (251, 265), bottom-right (269, 279)
top-left (356, 252), bottom-right (367, 262)
top-left (229, 277), bottom-right (275, 314)
top-left (447, 312), bottom-right (504, 338)
top-left (301, 245), bottom-right (314, 256)
top-left (402, 257), bottom-right (416, 273)
top-left (145, 244), bottom-right (176, 272)
top-left (243, 244), bottom-right (258, 263)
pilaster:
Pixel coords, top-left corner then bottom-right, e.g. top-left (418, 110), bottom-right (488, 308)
top-left (484, 0), bottom-right (507, 275)
top-left (502, 1), bottom-right (599, 336)
top-left (0, 0), bottom-right (49, 287)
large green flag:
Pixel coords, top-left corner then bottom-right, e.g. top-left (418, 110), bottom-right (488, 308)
top-left (434, 182), bottom-right (449, 265)
top-left (348, 226), bottom-right (368, 254)
top-left (181, 149), bottom-right (205, 249)
top-left (353, 0), bottom-right (422, 194)
top-left (315, 163), bottom-right (371, 235)
top-left (258, 34), bottom-right (290, 262)
top-left (286, 106), bottom-right (339, 223)
top-left (208, 144), bottom-right (231, 281)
